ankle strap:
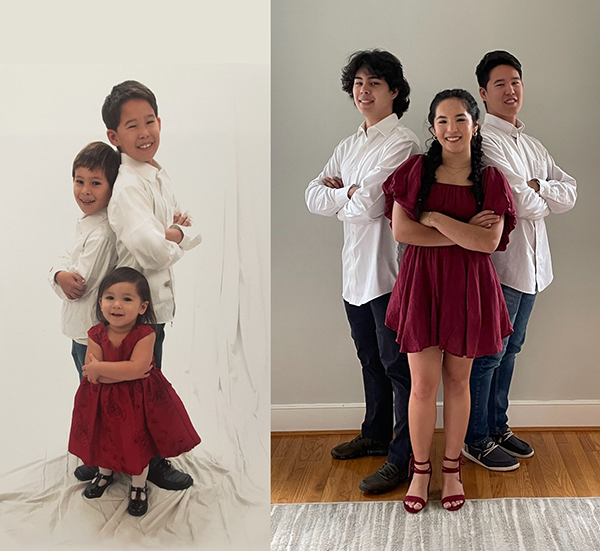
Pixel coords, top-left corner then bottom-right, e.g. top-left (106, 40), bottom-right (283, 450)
top-left (442, 456), bottom-right (464, 474)
top-left (410, 456), bottom-right (432, 475)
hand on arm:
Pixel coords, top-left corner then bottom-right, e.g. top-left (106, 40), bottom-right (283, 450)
top-left (392, 202), bottom-right (455, 247)
top-left (55, 271), bottom-right (87, 300)
top-left (82, 333), bottom-right (155, 383)
top-left (337, 139), bottom-right (421, 225)
top-left (482, 135), bottom-right (549, 220)
top-left (422, 210), bottom-right (505, 253)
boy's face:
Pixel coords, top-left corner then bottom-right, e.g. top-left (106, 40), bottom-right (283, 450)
top-left (73, 167), bottom-right (112, 216)
top-left (479, 65), bottom-right (523, 125)
top-left (352, 66), bottom-right (398, 127)
top-left (106, 98), bottom-right (161, 163)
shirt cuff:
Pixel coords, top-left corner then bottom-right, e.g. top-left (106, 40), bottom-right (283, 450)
top-left (536, 179), bottom-right (550, 197)
top-left (174, 225), bottom-right (203, 251)
top-left (334, 187), bottom-right (350, 208)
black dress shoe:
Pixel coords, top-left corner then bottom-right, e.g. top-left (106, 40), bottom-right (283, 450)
top-left (83, 472), bottom-right (114, 499)
top-left (359, 461), bottom-right (410, 494)
top-left (331, 434), bottom-right (388, 460)
top-left (74, 465), bottom-right (99, 481)
top-left (127, 485), bottom-right (148, 516)
top-left (147, 458), bottom-right (193, 490)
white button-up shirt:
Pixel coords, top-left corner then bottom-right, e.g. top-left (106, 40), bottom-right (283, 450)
top-left (305, 114), bottom-right (420, 306)
top-left (482, 114), bottom-right (577, 294)
top-left (49, 209), bottom-right (118, 344)
top-left (108, 153), bottom-right (202, 323)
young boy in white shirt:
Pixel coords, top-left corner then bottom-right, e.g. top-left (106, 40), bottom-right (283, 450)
top-left (463, 51), bottom-right (577, 471)
top-left (91, 80), bottom-right (201, 491)
top-left (306, 50), bottom-right (420, 494)
top-left (50, 141), bottom-right (120, 378)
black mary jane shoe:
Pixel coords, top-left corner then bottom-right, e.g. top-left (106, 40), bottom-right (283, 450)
top-left (83, 472), bottom-right (114, 499)
top-left (127, 485), bottom-right (148, 516)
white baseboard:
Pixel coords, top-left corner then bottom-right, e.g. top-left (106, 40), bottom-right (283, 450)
top-left (271, 401), bottom-right (600, 432)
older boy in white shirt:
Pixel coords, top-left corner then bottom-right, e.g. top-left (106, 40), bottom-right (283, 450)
top-left (463, 51), bottom-right (577, 471)
top-left (50, 141), bottom-right (120, 378)
top-left (306, 50), bottom-right (420, 494)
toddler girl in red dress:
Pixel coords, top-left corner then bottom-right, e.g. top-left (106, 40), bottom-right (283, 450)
top-left (68, 267), bottom-right (200, 516)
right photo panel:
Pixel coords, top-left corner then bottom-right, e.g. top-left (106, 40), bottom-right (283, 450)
top-left (272, 0), bottom-right (600, 549)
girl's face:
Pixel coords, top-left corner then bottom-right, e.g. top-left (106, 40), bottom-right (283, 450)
top-left (99, 282), bottom-right (148, 330)
top-left (432, 98), bottom-right (478, 156)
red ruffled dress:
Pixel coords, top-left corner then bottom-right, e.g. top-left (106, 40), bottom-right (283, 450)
top-left (383, 155), bottom-right (517, 359)
top-left (68, 324), bottom-right (201, 475)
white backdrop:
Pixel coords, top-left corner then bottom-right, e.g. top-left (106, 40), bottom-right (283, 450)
top-left (0, 63), bottom-right (269, 549)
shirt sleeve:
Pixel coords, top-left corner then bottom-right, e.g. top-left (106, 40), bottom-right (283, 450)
top-left (535, 152), bottom-right (577, 214)
top-left (71, 229), bottom-right (117, 299)
top-left (109, 178), bottom-right (185, 271)
top-left (482, 133), bottom-right (550, 221)
top-left (48, 250), bottom-right (71, 300)
top-left (305, 140), bottom-right (349, 217)
top-left (336, 138), bottom-right (421, 225)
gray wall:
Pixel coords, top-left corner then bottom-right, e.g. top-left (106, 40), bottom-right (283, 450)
top-left (272, 0), bottom-right (600, 407)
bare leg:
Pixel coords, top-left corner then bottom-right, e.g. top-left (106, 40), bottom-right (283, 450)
top-left (404, 347), bottom-right (442, 511)
top-left (441, 352), bottom-right (473, 509)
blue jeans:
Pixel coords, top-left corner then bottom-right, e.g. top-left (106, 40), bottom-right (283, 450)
top-left (71, 341), bottom-right (87, 381)
top-left (466, 285), bottom-right (536, 447)
top-left (344, 293), bottom-right (412, 466)
top-left (70, 323), bottom-right (166, 380)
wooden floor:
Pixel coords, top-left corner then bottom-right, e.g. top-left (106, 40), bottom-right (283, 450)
top-left (271, 429), bottom-right (600, 503)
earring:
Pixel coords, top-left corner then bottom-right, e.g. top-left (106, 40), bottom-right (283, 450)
top-left (473, 129), bottom-right (479, 137)
top-left (433, 135), bottom-right (438, 141)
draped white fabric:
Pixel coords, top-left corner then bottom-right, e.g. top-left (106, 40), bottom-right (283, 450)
top-left (0, 65), bottom-right (270, 550)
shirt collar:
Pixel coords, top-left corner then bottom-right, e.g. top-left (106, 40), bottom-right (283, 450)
top-left (120, 152), bottom-right (163, 180)
top-left (357, 113), bottom-right (399, 138)
top-left (484, 113), bottom-right (525, 139)
top-left (78, 207), bottom-right (108, 231)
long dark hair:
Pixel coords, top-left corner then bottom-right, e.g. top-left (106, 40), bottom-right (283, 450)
top-left (96, 267), bottom-right (157, 329)
top-left (417, 89), bottom-right (484, 216)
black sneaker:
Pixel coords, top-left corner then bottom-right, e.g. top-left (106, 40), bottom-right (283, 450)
top-left (494, 428), bottom-right (534, 458)
top-left (330, 434), bottom-right (388, 460)
top-left (359, 461), bottom-right (409, 494)
top-left (462, 439), bottom-right (520, 471)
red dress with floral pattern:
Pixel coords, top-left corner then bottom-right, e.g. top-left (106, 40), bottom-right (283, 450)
top-left (68, 324), bottom-right (200, 475)
top-left (383, 155), bottom-right (517, 359)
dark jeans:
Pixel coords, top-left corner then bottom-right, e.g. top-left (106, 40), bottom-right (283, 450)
top-left (70, 323), bottom-right (166, 380)
top-left (466, 285), bottom-right (536, 446)
top-left (344, 293), bottom-right (412, 466)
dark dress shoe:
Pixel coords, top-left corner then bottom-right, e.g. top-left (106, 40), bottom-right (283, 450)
top-left (147, 458), bottom-right (193, 490)
top-left (359, 461), bottom-right (410, 494)
top-left (331, 434), bottom-right (388, 460)
top-left (74, 465), bottom-right (99, 481)
top-left (83, 472), bottom-right (114, 499)
top-left (128, 485), bottom-right (148, 516)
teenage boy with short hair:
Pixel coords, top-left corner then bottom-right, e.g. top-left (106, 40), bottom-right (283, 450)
top-left (463, 51), bottom-right (577, 471)
top-left (50, 141), bottom-right (120, 378)
top-left (306, 49), bottom-right (420, 494)
top-left (72, 80), bottom-right (202, 490)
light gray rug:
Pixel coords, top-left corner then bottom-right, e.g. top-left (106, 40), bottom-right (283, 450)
top-left (271, 498), bottom-right (600, 551)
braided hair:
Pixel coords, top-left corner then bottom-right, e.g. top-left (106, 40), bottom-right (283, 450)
top-left (417, 89), bottom-right (485, 216)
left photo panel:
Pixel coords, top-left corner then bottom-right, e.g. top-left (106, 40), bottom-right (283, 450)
top-left (0, 63), bottom-right (269, 550)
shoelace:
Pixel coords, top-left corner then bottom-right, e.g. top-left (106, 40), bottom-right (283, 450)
top-left (481, 440), bottom-right (500, 458)
top-left (377, 462), bottom-right (398, 479)
top-left (500, 429), bottom-right (515, 442)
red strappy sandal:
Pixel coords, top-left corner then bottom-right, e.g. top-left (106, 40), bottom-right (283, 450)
top-left (441, 455), bottom-right (465, 511)
top-left (403, 456), bottom-right (432, 514)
